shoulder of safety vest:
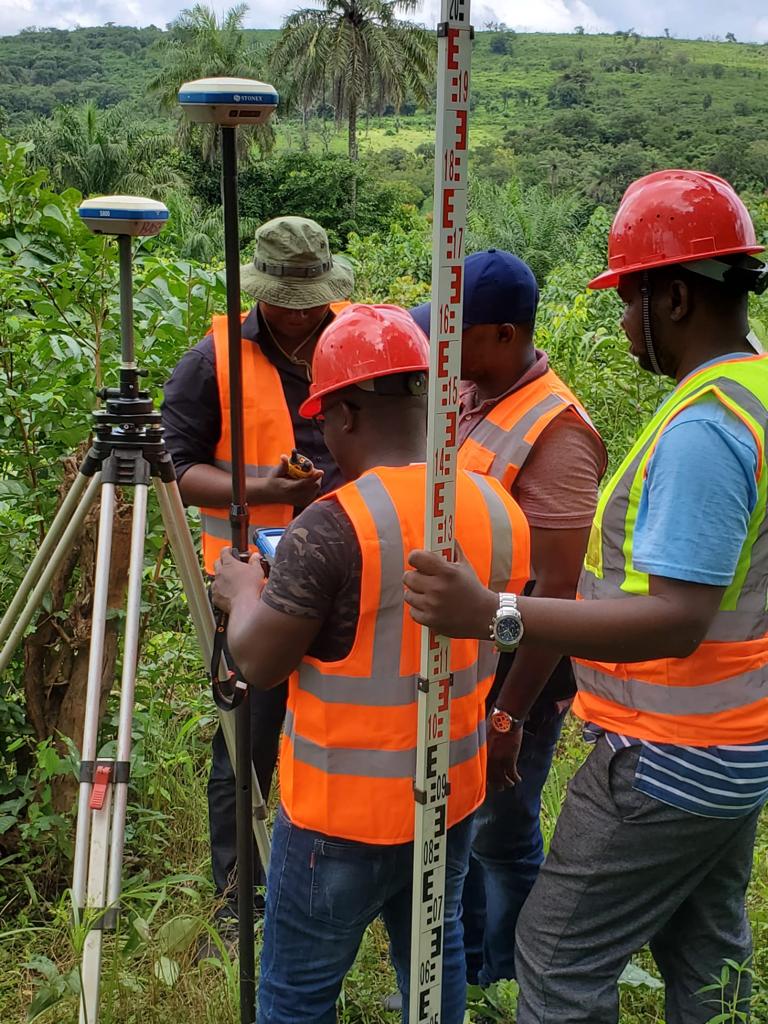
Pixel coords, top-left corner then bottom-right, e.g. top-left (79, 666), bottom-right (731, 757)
top-left (645, 360), bottom-right (768, 460)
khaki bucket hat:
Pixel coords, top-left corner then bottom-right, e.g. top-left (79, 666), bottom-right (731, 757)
top-left (240, 216), bottom-right (355, 308)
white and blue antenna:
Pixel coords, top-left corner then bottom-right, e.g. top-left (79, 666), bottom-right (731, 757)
top-left (78, 196), bottom-right (170, 238)
top-left (178, 76), bottom-right (279, 126)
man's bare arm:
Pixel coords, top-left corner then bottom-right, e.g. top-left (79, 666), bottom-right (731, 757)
top-left (179, 459), bottom-right (322, 510)
top-left (211, 549), bottom-right (322, 688)
top-left (403, 548), bottom-right (724, 662)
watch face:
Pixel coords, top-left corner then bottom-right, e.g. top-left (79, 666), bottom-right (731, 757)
top-left (495, 614), bottom-right (523, 647)
top-left (491, 710), bottom-right (512, 733)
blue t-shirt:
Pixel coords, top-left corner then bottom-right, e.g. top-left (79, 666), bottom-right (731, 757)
top-left (594, 353), bottom-right (768, 819)
top-left (633, 394), bottom-right (758, 585)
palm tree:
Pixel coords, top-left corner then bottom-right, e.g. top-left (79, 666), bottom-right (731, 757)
top-left (466, 179), bottom-right (584, 286)
top-left (150, 3), bottom-right (272, 164)
top-left (29, 104), bottom-right (181, 197)
top-left (156, 187), bottom-right (259, 262)
top-left (270, 0), bottom-right (435, 163)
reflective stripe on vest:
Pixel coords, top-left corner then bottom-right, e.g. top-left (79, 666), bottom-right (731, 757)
top-left (198, 304), bottom-right (349, 572)
top-left (283, 708), bottom-right (486, 777)
top-left (458, 367), bottom-right (607, 491)
top-left (574, 355), bottom-right (768, 746)
top-left (199, 313), bottom-right (293, 572)
top-left (279, 464), bottom-right (530, 844)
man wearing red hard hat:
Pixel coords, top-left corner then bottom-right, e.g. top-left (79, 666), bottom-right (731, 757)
top-left (211, 304), bottom-right (531, 1023)
top-left (402, 171), bottom-right (768, 1024)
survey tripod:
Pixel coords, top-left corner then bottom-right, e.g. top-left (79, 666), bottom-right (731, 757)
top-left (0, 195), bottom-right (270, 1024)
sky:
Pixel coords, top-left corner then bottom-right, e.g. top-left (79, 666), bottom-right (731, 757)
top-left (0, 0), bottom-right (767, 42)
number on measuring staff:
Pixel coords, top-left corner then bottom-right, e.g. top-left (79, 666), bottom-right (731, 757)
top-left (426, 892), bottom-right (444, 926)
top-left (443, 147), bottom-right (463, 184)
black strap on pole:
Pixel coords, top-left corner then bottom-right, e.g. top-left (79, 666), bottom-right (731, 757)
top-left (220, 123), bottom-right (257, 1024)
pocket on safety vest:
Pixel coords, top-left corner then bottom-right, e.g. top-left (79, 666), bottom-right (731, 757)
top-left (458, 439), bottom-right (495, 476)
top-left (308, 839), bottom-right (386, 928)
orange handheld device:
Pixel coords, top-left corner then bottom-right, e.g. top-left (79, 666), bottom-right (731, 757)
top-left (287, 449), bottom-right (314, 480)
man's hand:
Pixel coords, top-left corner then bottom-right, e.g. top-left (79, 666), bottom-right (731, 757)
top-left (256, 453), bottom-right (323, 509)
top-left (403, 546), bottom-right (498, 639)
top-left (212, 548), bottom-right (265, 614)
top-left (486, 724), bottom-right (523, 792)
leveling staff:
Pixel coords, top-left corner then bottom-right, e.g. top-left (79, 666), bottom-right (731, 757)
top-left (161, 216), bottom-right (353, 924)
top-left (404, 170), bottom-right (768, 1024)
top-left (212, 304), bottom-right (531, 1024)
top-left (411, 249), bottom-right (606, 988)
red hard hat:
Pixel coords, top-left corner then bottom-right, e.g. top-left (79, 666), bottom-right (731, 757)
top-left (589, 169), bottom-right (764, 290)
top-left (300, 303), bottom-right (429, 418)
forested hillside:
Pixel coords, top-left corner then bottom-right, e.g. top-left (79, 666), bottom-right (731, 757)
top-left (2, 25), bottom-right (767, 202)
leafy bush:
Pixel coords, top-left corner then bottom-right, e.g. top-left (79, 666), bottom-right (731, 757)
top-left (182, 150), bottom-right (417, 249)
top-left (0, 138), bottom-right (225, 862)
top-left (346, 207), bottom-right (432, 305)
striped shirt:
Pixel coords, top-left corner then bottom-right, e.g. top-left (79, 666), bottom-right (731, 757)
top-left (584, 726), bottom-right (768, 819)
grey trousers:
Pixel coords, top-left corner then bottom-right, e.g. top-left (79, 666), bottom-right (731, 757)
top-left (515, 738), bottom-right (760, 1024)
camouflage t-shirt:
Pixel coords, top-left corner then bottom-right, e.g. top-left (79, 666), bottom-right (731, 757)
top-left (261, 497), bottom-right (361, 662)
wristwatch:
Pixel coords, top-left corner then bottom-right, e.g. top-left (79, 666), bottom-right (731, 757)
top-left (490, 707), bottom-right (525, 734)
top-left (489, 592), bottom-right (524, 652)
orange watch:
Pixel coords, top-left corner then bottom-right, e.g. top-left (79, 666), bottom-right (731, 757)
top-left (490, 707), bottom-right (525, 734)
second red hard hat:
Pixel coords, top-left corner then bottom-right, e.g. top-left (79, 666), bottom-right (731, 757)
top-left (589, 169), bottom-right (764, 290)
top-left (299, 303), bottom-right (429, 419)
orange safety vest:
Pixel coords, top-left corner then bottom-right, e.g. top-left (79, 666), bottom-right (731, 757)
top-left (573, 356), bottom-right (768, 746)
top-left (279, 463), bottom-right (530, 844)
top-left (457, 367), bottom-right (607, 491)
top-left (199, 306), bottom-right (349, 573)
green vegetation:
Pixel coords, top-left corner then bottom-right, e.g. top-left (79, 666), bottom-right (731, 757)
top-left (150, 4), bottom-right (275, 164)
top-left (271, 0), bottom-right (434, 161)
top-left (1, 10), bottom-right (768, 1023)
top-left (2, 24), bottom-right (768, 201)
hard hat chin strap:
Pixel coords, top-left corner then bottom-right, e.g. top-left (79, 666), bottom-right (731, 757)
top-left (641, 271), bottom-right (664, 376)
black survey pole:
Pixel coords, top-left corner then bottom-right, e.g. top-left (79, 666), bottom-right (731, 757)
top-left (220, 123), bottom-right (256, 1024)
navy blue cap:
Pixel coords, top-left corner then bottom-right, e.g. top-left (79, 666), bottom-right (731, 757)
top-left (410, 249), bottom-right (539, 337)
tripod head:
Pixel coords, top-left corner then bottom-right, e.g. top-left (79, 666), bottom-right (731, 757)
top-left (177, 76), bottom-right (278, 126)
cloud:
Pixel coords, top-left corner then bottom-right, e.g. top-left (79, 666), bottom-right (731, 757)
top-left (0, 0), bottom-right (764, 41)
top-left (412, 0), bottom-right (611, 33)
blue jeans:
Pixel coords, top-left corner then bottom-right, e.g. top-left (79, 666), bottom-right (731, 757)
top-left (463, 698), bottom-right (569, 986)
top-left (258, 807), bottom-right (475, 1023)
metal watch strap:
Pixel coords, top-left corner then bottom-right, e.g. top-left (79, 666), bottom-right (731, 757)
top-left (489, 592), bottom-right (519, 639)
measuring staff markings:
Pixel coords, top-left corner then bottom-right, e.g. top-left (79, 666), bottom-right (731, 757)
top-left (410, 0), bottom-right (472, 1019)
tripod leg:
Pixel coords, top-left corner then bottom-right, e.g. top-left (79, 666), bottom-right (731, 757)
top-left (155, 479), bottom-right (271, 869)
top-left (80, 775), bottom-right (113, 1024)
top-left (106, 483), bottom-right (148, 912)
top-left (0, 473), bottom-right (101, 672)
top-left (72, 485), bottom-right (116, 912)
